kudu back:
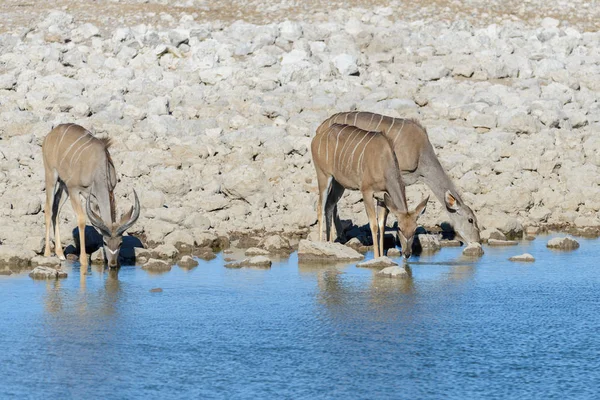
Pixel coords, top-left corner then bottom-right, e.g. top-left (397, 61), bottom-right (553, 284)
top-left (42, 123), bottom-right (140, 268)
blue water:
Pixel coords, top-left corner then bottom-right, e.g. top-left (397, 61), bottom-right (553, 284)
top-left (1, 234), bottom-right (600, 399)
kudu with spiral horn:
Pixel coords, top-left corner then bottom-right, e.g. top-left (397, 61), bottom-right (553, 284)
top-left (42, 123), bottom-right (141, 268)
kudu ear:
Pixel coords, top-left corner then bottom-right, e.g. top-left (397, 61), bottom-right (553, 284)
top-left (414, 195), bottom-right (429, 216)
top-left (445, 190), bottom-right (461, 213)
top-left (120, 206), bottom-right (134, 226)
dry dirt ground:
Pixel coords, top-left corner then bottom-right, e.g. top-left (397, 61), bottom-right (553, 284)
top-left (1, 0), bottom-right (599, 34)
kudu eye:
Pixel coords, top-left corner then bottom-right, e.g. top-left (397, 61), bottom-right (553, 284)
top-left (468, 218), bottom-right (474, 224)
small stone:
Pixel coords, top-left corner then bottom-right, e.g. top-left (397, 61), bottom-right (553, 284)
top-left (357, 256), bottom-right (398, 268)
top-left (142, 258), bottom-right (172, 273)
top-left (509, 253), bottom-right (535, 262)
top-left (194, 247), bottom-right (216, 261)
top-left (463, 242), bottom-right (484, 257)
top-left (298, 240), bottom-right (364, 263)
top-left (224, 261), bottom-right (242, 269)
top-left (488, 239), bottom-right (519, 246)
top-left (178, 255), bottom-right (199, 269)
top-left (29, 266), bottom-right (67, 280)
top-left (150, 288), bottom-right (163, 293)
top-left (378, 265), bottom-right (410, 278)
top-left (440, 239), bottom-right (461, 247)
top-left (386, 248), bottom-right (401, 257)
top-left (224, 257), bottom-right (236, 262)
top-left (417, 234), bottom-right (441, 252)
top-left (245, 247), bottom-right (270, 256)
top-left (547, 237), bottom-right (580, 250)
top-left (241, 256), bottom-right (272, 268)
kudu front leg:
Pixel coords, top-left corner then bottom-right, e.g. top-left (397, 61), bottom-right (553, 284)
top-left (376, 199), bottom-right (389, 257)
top-left (43, 172), bottom-right (56, 257)
top-left (69, 190), bottom-right (89, 269)
top-left (362, 191), bottom-right (380, 258)
top-left (325, 180), bottom-right (345, 242)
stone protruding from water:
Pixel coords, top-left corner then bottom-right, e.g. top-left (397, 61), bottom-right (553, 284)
top-left (440, 239), bottom-right (461, 247)
top-left (509, 253), bottom-right (536, 262)
top-left (142, 258), bottom-right (172, 273)
top-left (298, 240), bottom-right (364, 263)
top-left (258, 235), bottom-right (292, 254)
top-left (463, 242), bottom-right (484, 257)
top-left (480, 228), bottom-right (506, 242)
top-left (30, 255), bottom-right (61, 268)
top-left (29, 266), bottom-right (67, 280)
top-left (357, 256), bottom-right (398, 268)
top-left (225, 255), bottom-right (272, 269)
top-left (488, 239), bottom-right (519, 246)
top-left (245, 247), bottom-right (270, 256)
top-left (417, 234), bottom-right (441, 252)
top-left (0, 246), bottom-right (34, 270)
top-left (178, 255), bottom-right (199, 269)
top-left (378, 265), bottom-right (410, 278)
top-left (387, 248), bottom-right (401, 257)
top-left (546, 237), bottom-right (580, 250)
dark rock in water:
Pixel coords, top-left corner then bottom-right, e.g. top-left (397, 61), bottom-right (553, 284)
top-left (0, 269), bottom-right (13, 276)
top-left (224, 257), bottom-right (236, 262)
top-left (0, 245), bottom-right (34, 270)
top-left (29, 266), bottom-right (67, 280)
top-left (298, 240), bottom-right (364, 263)
top-left (178, 255), bottom-right (199, 269)
top-left (66, 253), bottom-right (79, 261)
top-left (150, 288), bottom-right (163, 293)
top-left (357, 256), bottom-right (398, 268)
top-left (236, 236), bottom-right (261, 248)
top-left (547, 237), bottom-right (580, 250)
top-left (142, 258), bottom-right (172, 273)
top-left (488, 239), bottom-right (518, 246)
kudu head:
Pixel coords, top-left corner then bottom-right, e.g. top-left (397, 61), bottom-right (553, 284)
top-left (444, 190), bottom-right (481, 244)
top-left (384, 194), bottom-right (429, 260)
top-left (86, 190), bottom-right (140, 268)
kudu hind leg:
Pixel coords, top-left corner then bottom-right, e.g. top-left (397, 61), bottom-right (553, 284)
top-left (52, 182), bottom-right (69, 260)
top-left (43, 170), bottom-right (58, 257)
top-left (325, 180), bottom-right (345, 242)
top-left (315, 171), bottom-right (333, 242)
top-left (68, 189), bottom-right (89, 268)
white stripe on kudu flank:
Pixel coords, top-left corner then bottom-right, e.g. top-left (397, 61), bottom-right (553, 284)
top-left (69, 136), bottom-right (93, 170)
top-left (393, 119), bottom-right (406, 147)
top-left (59, 132), bottom-right (89, 169)
top-left (347, 129), bottom-right (370, 170)
top-left (374, 114), bottom-right (384, 132)
top-left (54, 123), bottom-right (75, 160)
top-left (333, 126), bottom-right (350, 168)
top-left (368, 113), bottom-right (375, 130)
top-left (353, 112), bottom-right (359, 126)
top-left (357, 133), bottom-right (377, 173)
top-left (338, 127), bottom-right (359, 170)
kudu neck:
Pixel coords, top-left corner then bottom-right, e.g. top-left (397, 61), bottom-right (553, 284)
top-left (385, 167), bottom-right (409, 212)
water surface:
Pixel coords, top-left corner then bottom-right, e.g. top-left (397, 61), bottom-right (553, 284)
top-left (1, 234), bottom-right (599, 399)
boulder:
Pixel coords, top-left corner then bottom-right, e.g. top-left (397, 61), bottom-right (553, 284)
top-left (178, 255), bottom-right (199, 269)
top-left (151, 244), bottom-right (179, 259)
top-left (416, 234), bottom-right (441, 252)
top-left (509, 253), bottom-right (535, 262)
top-left (30, 256), bottom-right (61, 268)
top-left (142, 258), bottom-right (172, 273)
top-left (378, 265), bottom-right (410, 278)
top-left (386, 248), bottom-right (401, 257)
top-left (29, 266), bottom-right (67, 280)
top-left (258, 234), bottom-right (292, 254)
top-left (241, 255), bottom-right (272, 268)
top-left (357, 256), bottom-right (398, 268)
top-left (480, 228), bottom-right (506, 242)
top-left (0, 246), bottom-right (34, 270)
top-left (245, 247), bottom-right (270, 256)
top-left (194, 247), bottom-right (217, 260)
top-left (547, 237), bottom-right (580, 250)
top-left (297, 240), bottom-right (364, 263)
top-left (463, 242), bottom-right (484, 257)
top-left (487, 239), bottom-right (519, 246)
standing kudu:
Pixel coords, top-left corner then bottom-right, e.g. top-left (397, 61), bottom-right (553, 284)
top-left (42, 123), bottom-right (140, 268)
top-left (311, 123), bottom-right (429, 259)
top-left (322, 112), bottom-right (481, 244)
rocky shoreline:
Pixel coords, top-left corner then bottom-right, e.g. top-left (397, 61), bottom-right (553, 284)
top-left (1, 5), bottom-right (600, 272)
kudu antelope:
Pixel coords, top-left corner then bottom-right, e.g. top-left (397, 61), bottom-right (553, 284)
top-left (42, 123), bottom-right (140, 268)
top-left (322, 112), bottom-right (481, 244)
top-left (311, 123), bottom-right (429, 259)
